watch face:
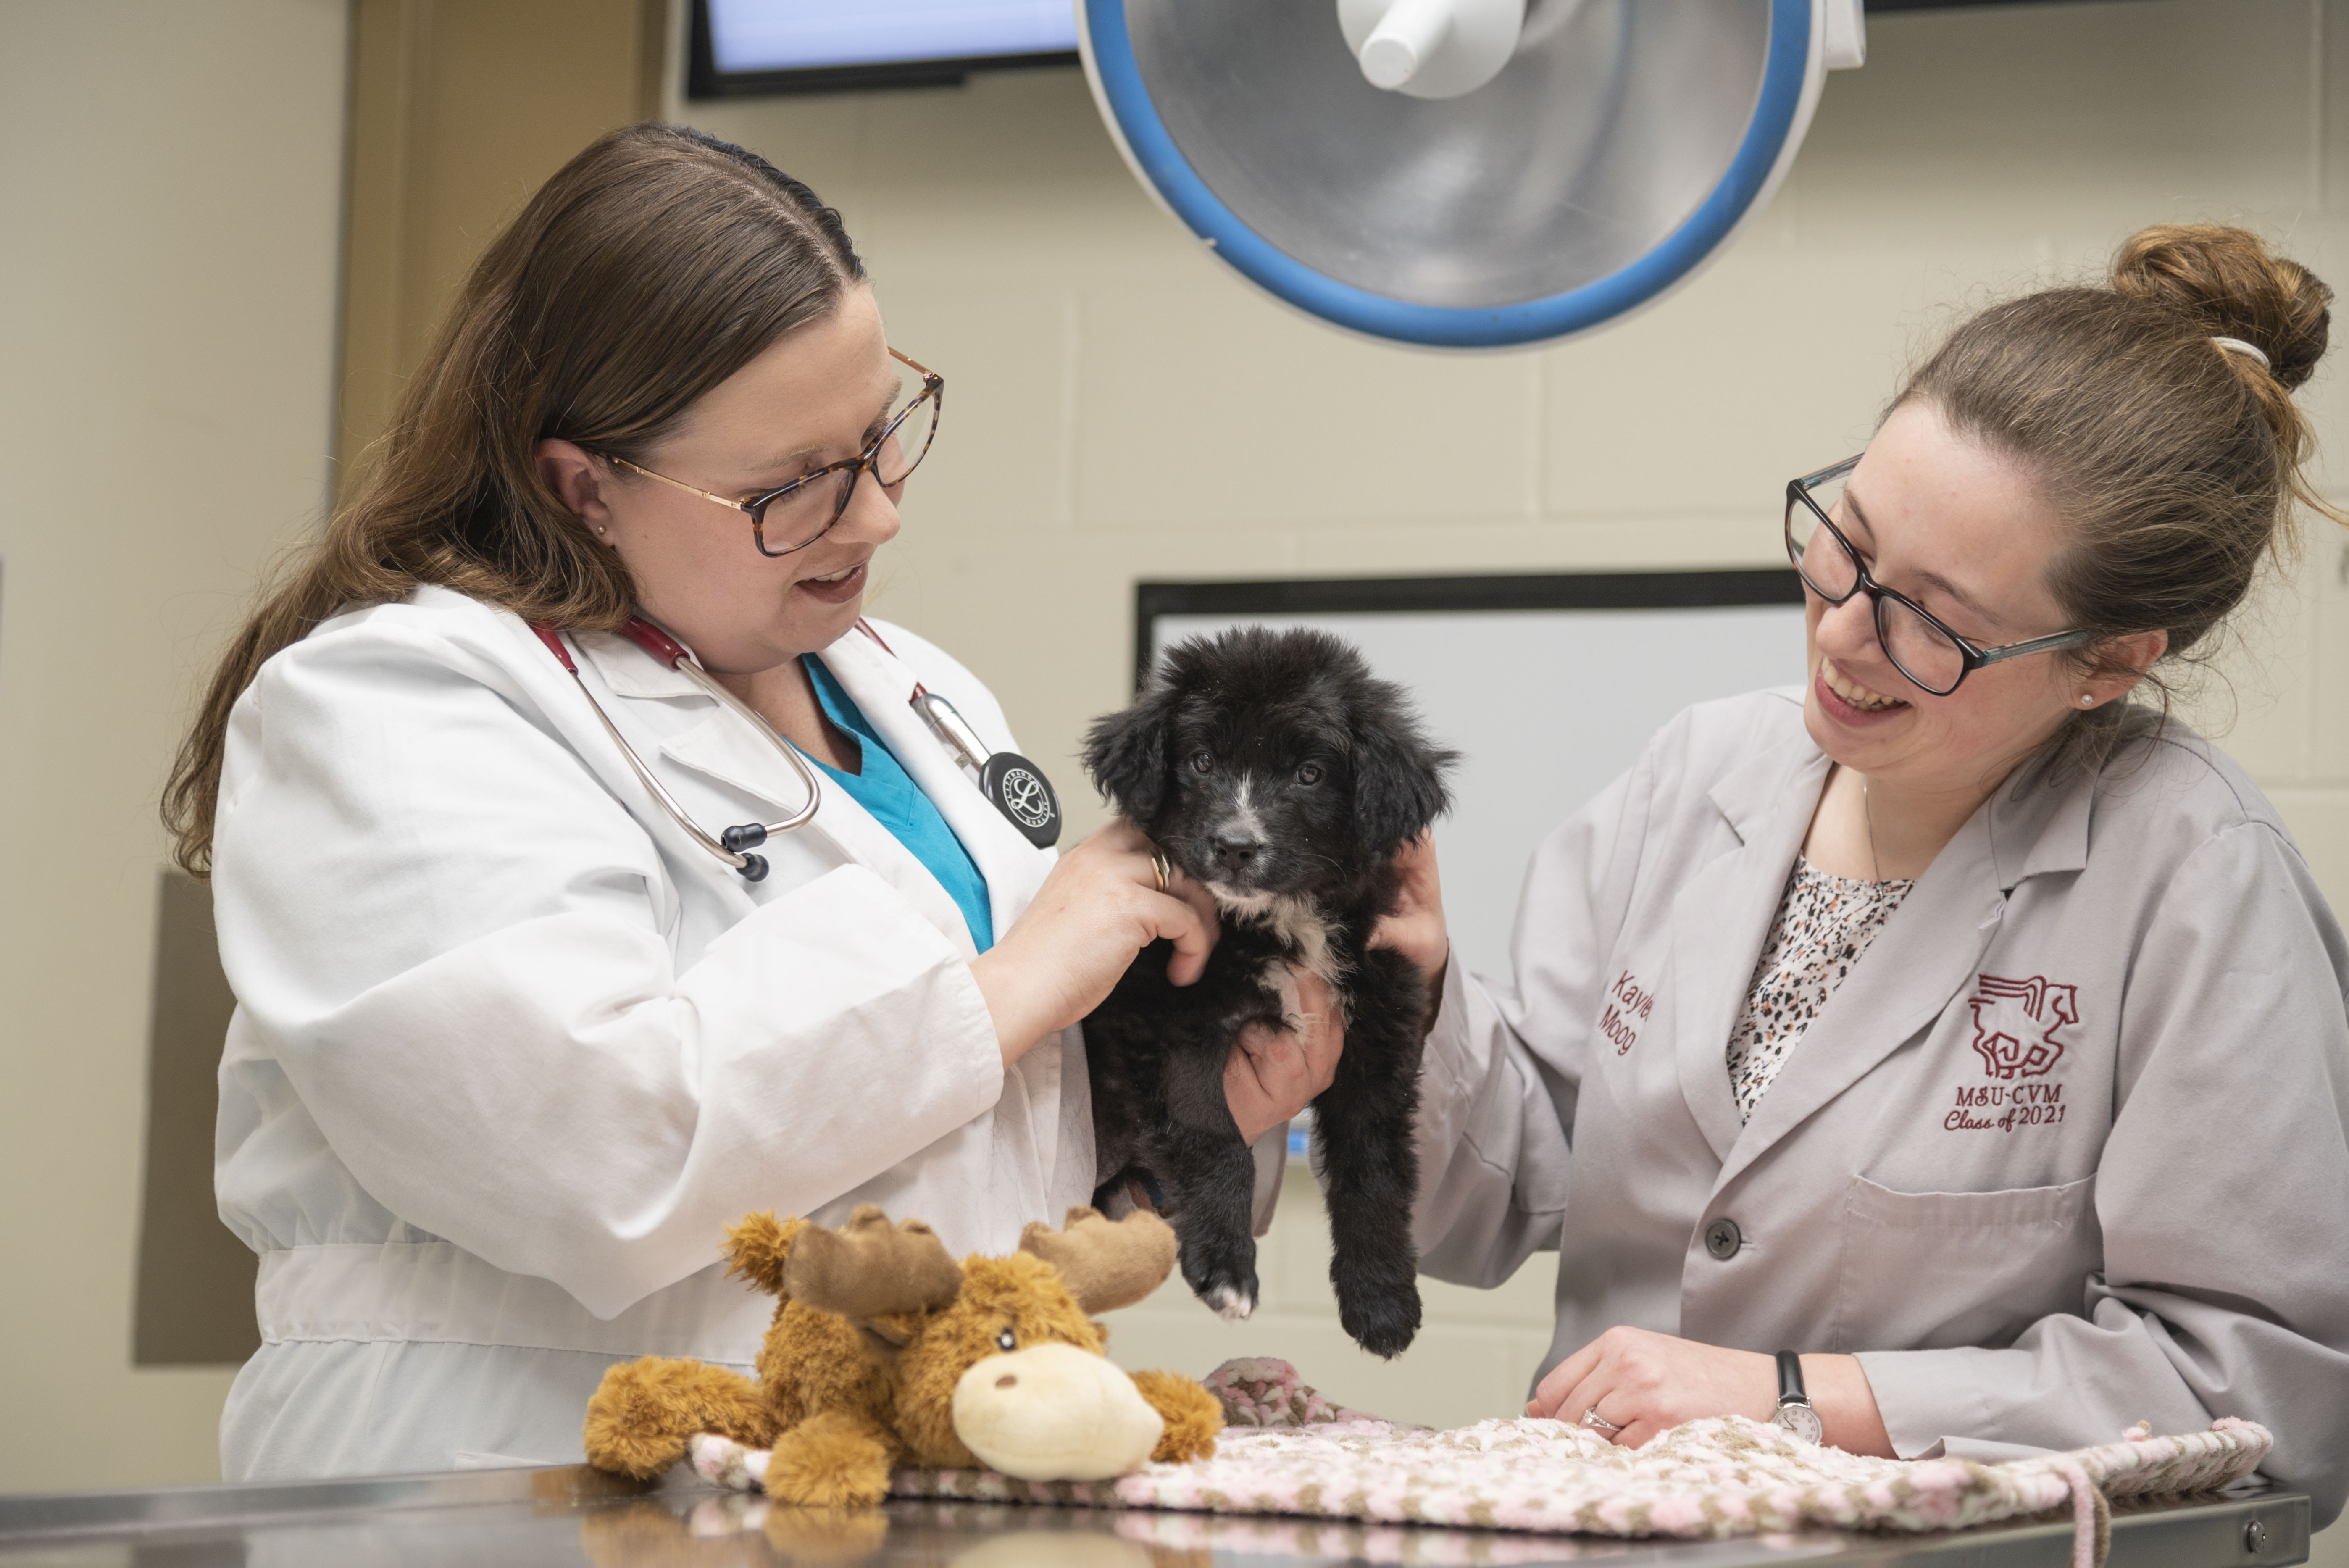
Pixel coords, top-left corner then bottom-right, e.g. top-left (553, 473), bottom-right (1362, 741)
top-left (1773, 1402), bottom-right (1824, 1445)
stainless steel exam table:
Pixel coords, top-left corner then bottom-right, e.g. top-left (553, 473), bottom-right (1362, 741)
top-left (0, 1464), bottom-right (2311, 1568)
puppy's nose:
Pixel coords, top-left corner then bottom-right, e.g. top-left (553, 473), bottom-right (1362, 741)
top-left (1212, 829), bottom-right (1264, 875)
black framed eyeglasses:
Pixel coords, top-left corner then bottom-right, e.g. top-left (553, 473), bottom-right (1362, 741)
top-left (600, 347), bottom-right (944, 558)
top-left (1785, 455), bottom-right (2093, 697)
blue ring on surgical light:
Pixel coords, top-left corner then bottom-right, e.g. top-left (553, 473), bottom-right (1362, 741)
top-left (1084, 0), bottom-right (1812, 349)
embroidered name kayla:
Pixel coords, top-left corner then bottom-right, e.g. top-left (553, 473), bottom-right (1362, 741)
top-left (1600, 970), bottom-right (1654, 1055)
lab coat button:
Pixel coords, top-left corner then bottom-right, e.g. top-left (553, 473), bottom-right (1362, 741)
top-left (1704, 1218), bottom-right (1742, 1260)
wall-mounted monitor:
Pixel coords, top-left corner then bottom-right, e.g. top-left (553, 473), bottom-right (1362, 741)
top-left (690, 0), bottom-right (1080, 97)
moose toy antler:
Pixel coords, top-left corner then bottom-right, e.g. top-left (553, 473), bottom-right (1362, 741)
top-left (584, 1205), bottom-right (1224, 1507)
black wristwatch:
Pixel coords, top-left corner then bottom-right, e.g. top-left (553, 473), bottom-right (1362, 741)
top-left (1770, 1350), bottom-right (1823, 1444)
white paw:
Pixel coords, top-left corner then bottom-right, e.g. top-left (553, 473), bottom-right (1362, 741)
top-left (687, 1432), bottom-right (770, 1491)
top-left (687, 1433), bottom-right (736, 1481)
top-left (1207, 1286), bottom-right (1256, 1321)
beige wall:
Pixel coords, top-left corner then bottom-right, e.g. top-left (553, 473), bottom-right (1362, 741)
top-left (678, 0), bottom-right (2349, 1439)
top-left (337, 0), bottom-right (664, 484)
top-left (0, 0), bottom-right (349, 1486)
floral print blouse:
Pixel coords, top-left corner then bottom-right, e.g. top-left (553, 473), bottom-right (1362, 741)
top-left (1725, 855), bottom-right (1915, 1122)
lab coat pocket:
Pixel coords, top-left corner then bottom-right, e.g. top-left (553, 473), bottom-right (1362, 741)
top-left (1834, 1174), bottom-right (2099, 1352)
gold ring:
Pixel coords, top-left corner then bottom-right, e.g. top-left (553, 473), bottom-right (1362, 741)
top-left (1151, 852), bottom-right (1173, 893)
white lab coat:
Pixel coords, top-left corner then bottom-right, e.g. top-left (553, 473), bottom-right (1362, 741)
top-left (210, 585), bottom-right (1094, 1479)
top-left (1412, 689), bottom-right (2349, 1524)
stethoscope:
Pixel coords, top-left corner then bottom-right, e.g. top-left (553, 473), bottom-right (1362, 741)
top-left (531, 616), bottom-right (1060, 881)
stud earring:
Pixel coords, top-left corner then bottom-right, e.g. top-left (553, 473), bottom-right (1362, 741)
top-left (2078, 693), bottom-right (2094, 707)
top-left (596, 524), bottom-right (607, 536)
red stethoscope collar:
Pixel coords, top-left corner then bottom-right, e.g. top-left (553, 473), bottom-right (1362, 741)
top-left (530, 616), bottom-right (689, 675)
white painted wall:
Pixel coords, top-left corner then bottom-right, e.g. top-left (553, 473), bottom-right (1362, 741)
top-left (0, 0), bottom-right (349, 1489)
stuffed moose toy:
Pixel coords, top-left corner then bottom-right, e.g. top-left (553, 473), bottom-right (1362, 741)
top-left (583, 1203), bottom-right (1224, 1506)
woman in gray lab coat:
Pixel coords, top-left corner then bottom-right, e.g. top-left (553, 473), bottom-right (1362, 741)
top-left (1371, 224), bottom-right (2349, 1521)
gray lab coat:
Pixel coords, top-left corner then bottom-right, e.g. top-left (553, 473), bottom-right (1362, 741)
top-left (1411, 689), bottom-right (2349, 1523)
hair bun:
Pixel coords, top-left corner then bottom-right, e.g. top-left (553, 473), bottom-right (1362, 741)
top-left (2110, 223), bottom-right (2332, 390)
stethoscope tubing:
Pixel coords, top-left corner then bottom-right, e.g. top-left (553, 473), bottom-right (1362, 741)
top-left (530, 620), bottom-right (819, 881)
top-left (532, 614), bottom-right (1060, 881)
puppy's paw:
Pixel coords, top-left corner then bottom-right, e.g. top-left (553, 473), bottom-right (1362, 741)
top-left (1182, 1246), bottom-right (1260, 1323)
top-left (1204, 1283), bottom-right (1256, 1321)
top-left (1338, 1283), bottom-right (1422, 1359)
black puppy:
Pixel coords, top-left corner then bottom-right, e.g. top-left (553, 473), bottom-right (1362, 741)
top-left (1081, 626), bottom-right (1454, 1358)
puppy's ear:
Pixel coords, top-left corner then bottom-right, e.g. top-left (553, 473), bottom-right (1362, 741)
top-left (1350, 680), bottom-right (1456, 858)
top-left (1084, 679), bottom-right (1180, 825)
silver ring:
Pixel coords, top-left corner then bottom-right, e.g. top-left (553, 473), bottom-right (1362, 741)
top-left (1581, 1407), bottom-right (1621, 1434)
top-left (1151, 852), bottom-right (1172, 894)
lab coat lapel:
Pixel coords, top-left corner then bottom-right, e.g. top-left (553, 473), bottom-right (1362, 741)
top-left (1715, 799), bottom-right (2012, 1192)
top-left (576, 630), bottom-right (981, 957)
top-left (668, 707), bottom-right (979, 958)
top-left (794, 774), bottom-right (985, 960)
top-left (572, 629), bottom-right (704, 701)
top-left (1667, 738), bottom-right (1832, 1165)
top-left (816, 629), bottom-right (1055, 937)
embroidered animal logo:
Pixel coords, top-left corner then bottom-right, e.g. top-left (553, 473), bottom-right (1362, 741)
top-left (1967, 974), bottom-right (2077, 1080)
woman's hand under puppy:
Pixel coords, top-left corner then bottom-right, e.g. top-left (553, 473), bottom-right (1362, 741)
top-left (1369, 831), bottom-right (1450, 993)
top-left (1226, 832), bottom-right (1443, 1147)
top-left (1528, 1326), bottom-right (1893, 1455)
top-left (1228, 966), bottom-right (1345, 1146)
top-left (970, 821), bottom-right (1221, 1068)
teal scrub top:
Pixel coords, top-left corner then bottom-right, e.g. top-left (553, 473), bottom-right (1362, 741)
top-left (804, 656), bottom-right (994, 952)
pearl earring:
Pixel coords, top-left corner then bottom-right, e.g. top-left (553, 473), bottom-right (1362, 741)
top-left (2078, 694), bottom-right (2094, 707)
top-left (596, 524), bottom-right (607, 536)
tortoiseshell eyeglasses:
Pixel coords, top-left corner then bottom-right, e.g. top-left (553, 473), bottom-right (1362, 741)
top-left (599, 347), bottom-right (943, 558)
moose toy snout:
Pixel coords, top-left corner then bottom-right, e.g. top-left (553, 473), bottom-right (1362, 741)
top-left (951, 1342), bottom-right (1165, 1481)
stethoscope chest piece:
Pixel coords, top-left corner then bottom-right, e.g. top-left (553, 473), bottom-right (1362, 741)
top-left (915, 689), bottom-right (1062, 849)
top-left (981, 752), bottom-right (1061, 848)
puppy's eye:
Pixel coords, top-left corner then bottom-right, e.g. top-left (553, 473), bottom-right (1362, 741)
top-left (994, 1328), bottom-right (1017, 1352)
top-left (1296, 762), bottom-right (1324, 786)
top-left (1189, 751), bottom-right (1214, 774)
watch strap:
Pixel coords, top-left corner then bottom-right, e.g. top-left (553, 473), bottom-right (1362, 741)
top-left (1775, 1350), bottom-right (1808, 1406)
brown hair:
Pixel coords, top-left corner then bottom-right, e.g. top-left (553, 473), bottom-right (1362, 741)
top-left (1894, 223), bottom-right (2338, 779)
top-left (163, 123), bottom-right (864, 874)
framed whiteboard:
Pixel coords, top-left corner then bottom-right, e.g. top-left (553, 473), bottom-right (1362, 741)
top-left (1139, 571), bottom-right (1810, 985)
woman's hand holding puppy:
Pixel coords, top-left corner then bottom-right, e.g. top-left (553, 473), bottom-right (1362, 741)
top-left (970, 821), bottom-right (1221, 1067)
top-left (1228, 969), bottom-right (1344, 1146)
top-left (1226, 832), bottom-right (1453, 1146)
top-left (993, 826), bottom-right (1447, 1152)
top-left (1371, 831), bottom-right (1451, 991)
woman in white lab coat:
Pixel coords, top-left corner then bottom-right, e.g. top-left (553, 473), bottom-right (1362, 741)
top-left (1371, 226), bottom-right (2349, 1521)
top-left (165, 125), bottom-right (1321, 1480)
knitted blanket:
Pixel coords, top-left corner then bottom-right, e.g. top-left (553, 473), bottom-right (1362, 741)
top-left (687, 1357), bottom-right (2272, 1568)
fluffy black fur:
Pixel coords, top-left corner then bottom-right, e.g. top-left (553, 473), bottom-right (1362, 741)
top-left (1080, 627), bottom-right (1455, 1358)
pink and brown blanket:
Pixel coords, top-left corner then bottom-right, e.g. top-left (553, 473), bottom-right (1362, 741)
top-left (687, 1356), bottom-right (2272, 1568)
